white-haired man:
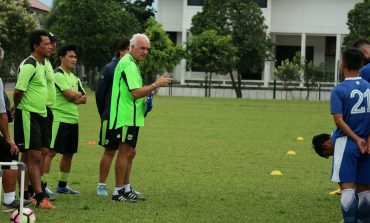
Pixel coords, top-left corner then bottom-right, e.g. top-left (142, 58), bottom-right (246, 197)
top-left (109, 33), bottom-right (171, 202)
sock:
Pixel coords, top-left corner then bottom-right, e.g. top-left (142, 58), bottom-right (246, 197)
top-left (27, 185), bottom-right (34, 194)
top-left (58, 171), bottom-right (69, 188)
top-left (358, 191), bottom-right (370, 223)
top-left (341, 189), bottom-right (359, 223)
top-left (113, 186), bottom-right (123, 195)
top-left (98, 183), bottom-right (106, 186)
top-left (124, 184), bottom-right (131, 193)
top-left (4, 192), bottom-right (15, 204)
top-left (42, 174), bottom-right (49, 186)
top-left (35, 192), bottom-right (44, 202)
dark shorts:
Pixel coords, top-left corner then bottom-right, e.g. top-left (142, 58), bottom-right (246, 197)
top-left (51, 122), bottom-right (78, 154)
top-left (42, 107), bottom-right (53, 148)
top-left (14, 108), bottom-right (48, 152)
top-left (99, 119), bottom-right (119, 150)
top-left (116, 126), bottom-right (140, 148)
top-left (0, 135), bottom-right (18, 169)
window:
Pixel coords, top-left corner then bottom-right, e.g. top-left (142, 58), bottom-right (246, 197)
top-left (252, 0), bottom-right (267, 8)
top-left (187, 0), bottom-right (203, 6)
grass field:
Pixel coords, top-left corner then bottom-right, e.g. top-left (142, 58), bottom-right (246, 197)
top-left (1, 89), bottom-right (341, 223)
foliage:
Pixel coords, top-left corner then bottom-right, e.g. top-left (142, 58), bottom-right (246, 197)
top-left (190, 0), bottom-right (273, 80)
top-left (304, 62), bottom-right (326, 100)
top-left (45, 0), bottom-right (140, 69)
top-left (343, 0), bottom-right (370, 46)
top-left (274, 52), bottom-right (302, 88)
top-left (117, 0), bottom-right (156, 32)
top-left (140, 17), bottom-right (184, 84)
top-left (0, 0), bottom-right (36, 77)
top-left (186, 30), bottom-right (237, 97)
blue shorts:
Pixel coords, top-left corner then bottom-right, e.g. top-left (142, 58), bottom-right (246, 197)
top-left (331, 136), bottom-right (370, 184)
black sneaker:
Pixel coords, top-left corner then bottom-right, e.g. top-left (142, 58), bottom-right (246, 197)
top-left (2, 199), bottom-right (33, 213)
top-left (111, 193), bottom-right (130, 202)
top-left (124, 190), bottom-right (145, 202)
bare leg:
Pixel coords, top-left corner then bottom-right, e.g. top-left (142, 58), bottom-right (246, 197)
top-left (99, 148), bottom-right (116, 183)
top-left (123, 149), bottom-right (136, 184)
top-left (115, 143), bottom-right (131, 187)
top-left (27, 150), bottom-right (42, 194)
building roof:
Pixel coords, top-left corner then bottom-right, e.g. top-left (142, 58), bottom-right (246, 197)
top-left (28, 0), bottom-right (50, 13)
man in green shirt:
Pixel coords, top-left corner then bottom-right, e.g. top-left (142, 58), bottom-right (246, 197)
top-left (109, 33), bottom-right (172, 202)
top-left (13, 29), bottom-right (55, 209)
top-left (47, 44), bottom-right (86, 194)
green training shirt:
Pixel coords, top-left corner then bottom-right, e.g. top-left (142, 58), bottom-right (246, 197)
top-left (109, 53), bottom-right (145, 129)
top-left (53, 67), bottom-right (85, 124)
top-left (15, 55), bottom-right (47, 117)
top-left (45, 59), bottom-right (56, 108)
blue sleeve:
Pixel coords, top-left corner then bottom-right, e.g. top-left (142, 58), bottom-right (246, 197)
top-left (95, 66), bottom-right (111, 117)
top-left (360, 65), bottom-right (370, 83)
top-left (330, 87), bottom-right (343, 115)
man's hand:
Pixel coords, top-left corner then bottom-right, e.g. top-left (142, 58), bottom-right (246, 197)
top-left (6, 138), bottom-right (19, 155)
top-left (10, 105), bottom-right (16, 118)
top-left (357, 138), bottom-right (367, 154)
top-left (154, 74), bottom-right (172, 87)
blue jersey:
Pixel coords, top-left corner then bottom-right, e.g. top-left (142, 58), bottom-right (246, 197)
top-left (95, 57), bottom-right (120, 120)
top-left (360, 63), bottom-right (370, 83)
top-left (331, 77), bottom-right (370, 140)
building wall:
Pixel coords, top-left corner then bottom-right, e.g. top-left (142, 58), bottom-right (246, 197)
top-left (157, 0), bottom-right (184, 32)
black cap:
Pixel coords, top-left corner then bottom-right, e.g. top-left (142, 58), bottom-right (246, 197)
top-left (48, 32), bottom-right (58, 43)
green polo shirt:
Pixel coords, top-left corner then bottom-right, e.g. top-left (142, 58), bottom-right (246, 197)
top-left (15, 55), bottom-right (47, 117)
top-left (53, 67), bottom-right (85, 124)
top-left (45, 59), bottom-right (56, 108)
top-left (109, 53), bottom-right (145, 129)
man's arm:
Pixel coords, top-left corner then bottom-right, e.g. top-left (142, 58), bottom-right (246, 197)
top-left (131, 75), bottom-right (172, 99)
top-left (333, 114), bottom-right (366, 153)
top-left (73, 95), bottom-right (86, 104)
top-left (13, 89), bottom-right (23, 110)
top-left (62, 89), bottom-right (82, 101)
top-left (0, 112), bottom-right (18, 155)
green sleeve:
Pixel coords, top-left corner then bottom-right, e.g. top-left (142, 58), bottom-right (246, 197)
top-left (123, 62), bottom-right (141, 90)
top-left (54, 72), bottom-right (70, 91)
top-left (15, 64), bottom-right (36, 91)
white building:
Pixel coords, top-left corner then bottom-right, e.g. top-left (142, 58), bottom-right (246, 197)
top-left (157, 0), bottom-right (362, 87)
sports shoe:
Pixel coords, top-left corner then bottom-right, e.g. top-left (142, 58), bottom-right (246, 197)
top-left (2, 199), bottom-right (33, 213)
top-left (45, 186), bottom-right (55, 196)
top-left (112, 193), bottom-right (130, 202)
top-left (124, 189), bottom-right (145, 202)
top-left (36, 198), bottom-right (56, 209)
top-left (131, 186), bottom-right (142, 196)
top-left (96, 185), bottom-right (108, 196)
top-left (56, 185), bottom-right (80, 194)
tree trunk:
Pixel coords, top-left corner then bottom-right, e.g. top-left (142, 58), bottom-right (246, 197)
top-left (230, 71), bottom-right (242, 98)
top-left (306, 85), bottom-right (310, 100)
top-left (237, 72), bottom-right (242, 98)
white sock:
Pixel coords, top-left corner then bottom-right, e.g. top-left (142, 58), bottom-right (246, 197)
top-left (98, 183), bottom-right (106, 186)
top-left (4, 192), bottom-right (16, 204)
top-left (124, 184), bottom-right (131, 193)
top-left (113, 186), bottom-right (123, 195)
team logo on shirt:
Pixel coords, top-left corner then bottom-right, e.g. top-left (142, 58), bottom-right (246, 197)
top-left (127, 134), bottom-right (133, 140)
top-left (117, 134), bottom-right (121, 139)
top-left (356, 81), bottom-right (360, 85)
top-left (104, 139), bottom-right (109, 145)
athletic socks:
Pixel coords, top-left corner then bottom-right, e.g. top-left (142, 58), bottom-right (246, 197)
top-left (58, 171), bottom-right (69, 188)
top-left (4, 192), bottom-right (15, 204)
top-left (358, 191), bottom-right (370, 223)
top-left (341, 188), bottom-right (358, 223)
top-left (124, 184), bottom-right (131, 193)
top-left (113, 186), bottom-right (124, 195)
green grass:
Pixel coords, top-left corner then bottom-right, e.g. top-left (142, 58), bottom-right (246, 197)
top-left (1, 90), bottom-right (341, 222)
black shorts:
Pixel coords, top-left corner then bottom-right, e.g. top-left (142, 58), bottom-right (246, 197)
top-left (0, 135), bottom-right (18, 169)
top-left (116, 126), bottom-right (140, 148)
top-left (14, 108), bottom-right (48, 152)
top-left (99, 119), bottom-right (119, 150)
top-left (42, 107), bottom-right (53, 148)
top-left (51, 122), bottom-right (78, 154)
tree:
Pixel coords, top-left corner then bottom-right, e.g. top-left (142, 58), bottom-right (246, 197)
top-left (304, 62), bottom-right (325, 100)
top-left (273, 52), bottom-right (302, 91)
top-left (190, 0), bottom-right (273, 98)
top-left (186, 30), bottom-right (237, 97)
top-left (343, 0), bottom-right (370, 46)
top-left (117, 0), bottom-right (156, 32)
top-left (45, 0), bottom-right (140, 87)
top-left (0, 0), bottom-right (36, 77)
top-left (140, 17), bottom-right (184, 84)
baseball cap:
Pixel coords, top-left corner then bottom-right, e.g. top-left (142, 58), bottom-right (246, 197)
top-left (48, 32), bottom-right (58, 43)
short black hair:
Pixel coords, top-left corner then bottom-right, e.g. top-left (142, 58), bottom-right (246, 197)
top-left (352, 39), bottom-right (370, 49)
top-left (58, 44), bottom-right (78, 58)
top-left (341, 47), bottom-right (364, 71)
top-left (312, 133), bottom-right (331, 158)
top-left (29, 29), bottom-right (49, 52)
top-left (115, 38), bottom-right (130, 57)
